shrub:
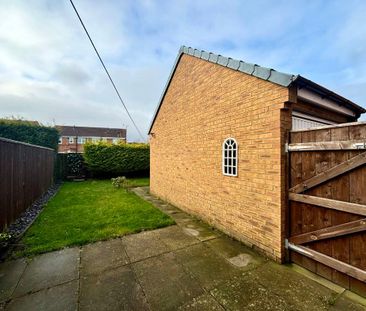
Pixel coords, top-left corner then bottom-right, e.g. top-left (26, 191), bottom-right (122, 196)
top-left (111, 176), bottom-right (131, 189)
top-left (84, 142), bottom-right (149, 177)
top-left (0, 118), bottom-right (59, 150)
top-left (0, 232), bottom-right (12, 245)
top-left (0, 232), bottom-right (12, 240)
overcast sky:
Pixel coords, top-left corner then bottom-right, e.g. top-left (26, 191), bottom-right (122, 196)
top-left (0, 0), bottom-right (366, 141)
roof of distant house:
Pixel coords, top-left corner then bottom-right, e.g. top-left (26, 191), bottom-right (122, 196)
top-left (56, 125), bottom-right (126, 138)
top-left (148, 46), bottom-right (365, 133)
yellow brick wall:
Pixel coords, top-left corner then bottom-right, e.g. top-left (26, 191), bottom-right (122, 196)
top-left (150, 54), bottom-right (290, 261)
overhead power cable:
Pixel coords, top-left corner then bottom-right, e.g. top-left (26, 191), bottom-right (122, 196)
top-left (69, 0), bottom-right (145, 141)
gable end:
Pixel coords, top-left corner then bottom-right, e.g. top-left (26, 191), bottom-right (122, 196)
top-left (148, 46), bottom-right (296, 134)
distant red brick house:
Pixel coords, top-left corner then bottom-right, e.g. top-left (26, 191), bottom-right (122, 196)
top-left (56, 125), bottom-right (126, 153)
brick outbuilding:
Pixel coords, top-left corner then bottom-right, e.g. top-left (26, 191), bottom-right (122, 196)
top-left (148, 46), bottom-right (365, 262)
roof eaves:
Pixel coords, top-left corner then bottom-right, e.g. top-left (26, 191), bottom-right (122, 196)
top-left (294, 75), bottom-right (366, 114)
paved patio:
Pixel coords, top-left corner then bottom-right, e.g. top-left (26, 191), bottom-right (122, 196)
top-left (0, 187), bottom-right (365, 311)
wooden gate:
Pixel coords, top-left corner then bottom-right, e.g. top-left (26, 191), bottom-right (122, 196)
top-left (287, 122), bottom-right (366, 297)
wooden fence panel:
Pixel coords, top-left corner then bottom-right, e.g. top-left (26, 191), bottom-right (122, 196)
top-left (0, 137), bottom-right (55, 231)
top-left (289, 122), bottom-right (366, 297)
top-left (348, 125), bottom-right (366, 295)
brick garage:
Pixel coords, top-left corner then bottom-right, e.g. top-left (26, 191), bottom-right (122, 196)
top-left (148, 46), bottom-right (364, 262)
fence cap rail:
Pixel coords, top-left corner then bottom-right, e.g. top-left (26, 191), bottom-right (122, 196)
top-left (0, 136), bottom-right (55, 151)
top-left (290, 121), bottom-right (366, 133)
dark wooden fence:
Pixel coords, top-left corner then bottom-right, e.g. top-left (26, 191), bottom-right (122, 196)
top-left (288, 122), bottom-right (366, 297)
top-left (0, 137), bottom-right (55, 231)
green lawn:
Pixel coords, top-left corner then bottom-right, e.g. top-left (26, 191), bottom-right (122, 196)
top-left (19, 178), bottom-right (174, 256)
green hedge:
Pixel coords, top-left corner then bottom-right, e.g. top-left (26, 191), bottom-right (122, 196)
top-left (0, 119), bottom-right (59, 150)
top-left (83, 143), bottom-right (149, 176)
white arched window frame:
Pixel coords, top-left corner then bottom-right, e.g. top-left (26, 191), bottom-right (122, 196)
top-left (222, 138), bottom-right (238, 176)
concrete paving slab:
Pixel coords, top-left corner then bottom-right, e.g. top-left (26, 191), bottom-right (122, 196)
top-left (133, 188), bottom-right (183, 215)
top-left (170, 212), bottom-right (196, 223)
top-left (205, 235), bottom-right (266, 269)
top-left (177, 293), bottom-right (225, 310)
top-left (155, 202), bottom-right (181, 214)
top-left (133, 252), bottom-right (204, 310)
top-left (79, 265), bottom-right (149, 311)
top-left (343, 290), bottom-right (366, 307)
top-left (181, 221), bottom-right (221, 241)
top-left (243, 261), bottom-right (336, 310)
top-left (13, 247), bottom-right (79, 297)
top-left (210, 275), bottom-right (293, 311)
top-left (131, 188), bottom-right (197, 224)
top-left (330, 295), bottom-right (366, 310)
top-left (80, 238), bottom-right (129, 276)
top-left (5, 280), bottom-right (78, 311)
top-left (0, 259), bottom-right (27, 303)
top-left (122, 230), bottom-right (169, 262)
top-left (175, 243), bottom-right (242, 290)
top-left (289, 263), bottom-right (345, 294)
top-left (153, 225), bottom-right (199, 251)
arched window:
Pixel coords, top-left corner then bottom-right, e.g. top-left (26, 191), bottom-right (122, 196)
top-left (223, 138), bottom-right (238, 176)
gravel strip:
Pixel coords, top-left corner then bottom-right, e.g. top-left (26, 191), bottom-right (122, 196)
top-left (0, 183), bottom-right (62, 260)
top-left (7, 183), bottom-right (61, 238)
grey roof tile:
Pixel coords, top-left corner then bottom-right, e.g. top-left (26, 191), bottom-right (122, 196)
top-left (227, 58), bottom-right (240, 70)
top-left (268, 70), bottom-right (296, 86)
top-left (253, 65), bottom-right (271, 80)
top-left (238, 61), bottom-right (255, 75)
top-left (217, 55), bottom-right (229, 66)
top-left (187, 47), bottom-right (194, 55)
top-left (193, 49), bottom-right (201, 57)
top-left (201, 51), bottom-right (210, 60)
top-left (185, 45), bottom-right (295, 86)
top-left (208, 53), bottom-right (218, 63)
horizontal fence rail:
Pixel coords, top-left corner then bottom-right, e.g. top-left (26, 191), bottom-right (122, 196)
top-left (0, 137), bottom-right (55, 231)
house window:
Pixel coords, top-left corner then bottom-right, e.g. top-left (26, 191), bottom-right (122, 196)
top-left (223, 138), bottom-right (238, 176)
top-left (113, 138), bottom-right (119, 144)
top-left (58, 137), bottom-right (62, 144)
top-left (68, 137), bottom-right (74, 144)
top-left (77, 137), bottom-right (85, 144)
